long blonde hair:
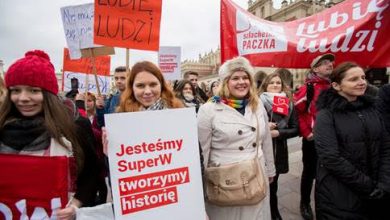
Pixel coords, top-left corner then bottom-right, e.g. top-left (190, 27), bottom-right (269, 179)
top-left (117, 61), bottom-right (183, 112)
top-left (218, 71), bottom-right (259, 112)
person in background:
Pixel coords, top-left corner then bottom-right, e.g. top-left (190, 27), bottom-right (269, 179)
top-left (0, 50), bottom-right (99, 219)
top-left (254, 70), bottom-right (267, 91)
top-left (173, 79), bottom-right (200, 113)
top-left (183, 71), bottom-right (209, 103)
top-left (275, 68), bottom-right (293, 95)
top-left (84, 92), bottom-right (97, 123)
top-left (259, 72), bottom-right (299, 220)
top-left (96, 66), bottom-right (127, 127)
top-left (314, 62), bottom-right (390, 219)
top-left (293, 53), bottom-right (334, 220)
top-left (73, 91), bottom-right (108, 204)
top-left (198, 56), bottom-right (275, 220)
top-left (207, 80), bottom-right (220, 98)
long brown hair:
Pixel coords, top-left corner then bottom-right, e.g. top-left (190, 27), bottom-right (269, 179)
top-left (259, 72), bottom-right (292, 99)
top-left (0, 91), bottom-right (84, 173)
top-left (117, 61), bottom-right (183, 112)
top-left (0, 76), bottom-right (6, 105)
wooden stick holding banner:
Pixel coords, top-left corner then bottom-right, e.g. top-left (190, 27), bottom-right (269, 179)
top-left (90, 48), bottom-right (101, 96)
top-left (85, 72), bottom-right (89, 110)
top-left (126, 48), bottom-right (130, 73)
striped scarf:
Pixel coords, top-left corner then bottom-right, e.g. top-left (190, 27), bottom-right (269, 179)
top-left (209, 96), bottom-right (248, 109)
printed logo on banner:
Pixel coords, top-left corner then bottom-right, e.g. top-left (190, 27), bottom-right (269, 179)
top-left (236, 10), bottom-right (288, 55)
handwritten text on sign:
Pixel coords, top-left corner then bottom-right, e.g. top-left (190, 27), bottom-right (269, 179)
top-left (94, 0), bottom-right (162, 51)
top-left (61, 3), bottom-right (97, 59)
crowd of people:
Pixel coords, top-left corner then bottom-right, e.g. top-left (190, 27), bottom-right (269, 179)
top-left (1, 49), bottom-right (389, 220)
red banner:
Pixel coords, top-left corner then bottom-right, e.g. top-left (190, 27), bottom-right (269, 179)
top-left (272, 96), bottom-right (289, 116)
top-left (94, 0), bottom-right (162, 51)
top-left (0, 154), bottom-right (68, 219)
top-left (63, 48), bottom-right (111, 76)
top-left (221, 0), bottom-right (390, 68)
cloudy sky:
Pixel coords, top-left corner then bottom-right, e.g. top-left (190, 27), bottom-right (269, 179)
top-left (0, 0), bottom-right (282, 72)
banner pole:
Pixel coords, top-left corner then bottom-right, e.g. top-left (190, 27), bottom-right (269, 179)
top-left (90, 48), bottom-right (101, 96)
top-left (126, 48), bottom-right (130, 73)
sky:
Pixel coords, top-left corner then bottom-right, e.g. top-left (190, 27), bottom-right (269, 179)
top-left (0, 0), bottom-right (282, 72)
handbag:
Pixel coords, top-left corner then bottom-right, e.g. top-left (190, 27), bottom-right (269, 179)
top-left (205, 116), bottom-right (267, 206)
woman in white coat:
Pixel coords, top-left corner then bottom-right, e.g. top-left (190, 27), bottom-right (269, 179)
top-left (198, 56), bottom-right (275, 220)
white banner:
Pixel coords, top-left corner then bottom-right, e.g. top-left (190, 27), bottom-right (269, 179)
top-left (61, 3), bottom-right (100, 59)
top-left (105, 108), bottom-right (205, 220)
top-left (158, 46), bottom-right (181, 80)
top-left (63, 71), bottom-right (111, 94)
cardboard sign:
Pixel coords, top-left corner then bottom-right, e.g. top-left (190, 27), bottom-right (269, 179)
top-left (221, 0), bottom-right (390, 68)
top-left (62, 71), bottom-right (111, 94)
top-left (61, 3), bottom-right (96, 59)
top-left (94, 0), bottom-right (163, 51)
top-left (63, 48), bottom-right (111, 75)
top-left (61, 3), bottom-right (115, 59)
top-left (0, 154), bottom-right (68, 219)
top-left (105, 108), bottom-right (205, 220)
top-left (272, 96), bottom-right (289, 116)
top-left (158, 46), bottom-right (181, 80)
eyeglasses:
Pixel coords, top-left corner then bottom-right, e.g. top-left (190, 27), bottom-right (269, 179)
top-left (317, 60), bottom-right (333, 66)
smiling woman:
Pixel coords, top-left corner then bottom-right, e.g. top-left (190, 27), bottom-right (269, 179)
top-left (117, 61), bottom-right (183, 112)
top-left (198, 56), bottom-right (275, 220)
top-left (314, 62), bottom-right (390, 219)
top-left (0, 50), bottom-right (100, 220)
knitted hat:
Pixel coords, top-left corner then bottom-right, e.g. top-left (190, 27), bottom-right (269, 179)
top-left (219, 56), bottom-right (254, 81)
top-left (5, 50), bottom-right (58, 95)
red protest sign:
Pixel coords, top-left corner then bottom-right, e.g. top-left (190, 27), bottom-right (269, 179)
top-left (272, 96), bottom-right (289, 116)
top-left (94, 0), bottom-right (162, 51)
top-left (0, 154), bottom-right (68, 219)
top-left (63, 48), bottom-right (111, 76)
top-left (221, 0), bottom-right (390, 68)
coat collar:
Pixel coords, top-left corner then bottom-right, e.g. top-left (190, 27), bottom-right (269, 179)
top-left (214, 102), bottom-right (257, 127)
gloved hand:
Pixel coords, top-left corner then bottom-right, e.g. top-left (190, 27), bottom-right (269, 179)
top-left (369, 187), bottom-right (385, 199)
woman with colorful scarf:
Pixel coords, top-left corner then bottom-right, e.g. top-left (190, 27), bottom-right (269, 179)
top-left (259, 72), bottom-right (299, 220)
top-left (198, 57), bottom-right (275, 220)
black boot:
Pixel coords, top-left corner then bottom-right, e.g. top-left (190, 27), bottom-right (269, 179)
top-left (300, 203), bottom-right (313, 220)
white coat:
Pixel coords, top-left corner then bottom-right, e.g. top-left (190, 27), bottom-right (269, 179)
top-left (198, 101), bottom-right (275, 220)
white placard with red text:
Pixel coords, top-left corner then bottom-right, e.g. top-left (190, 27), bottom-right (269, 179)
top-left (158, 46), bottom-right (181, 80)
top-left (105, 108), bottom-right (205, 220)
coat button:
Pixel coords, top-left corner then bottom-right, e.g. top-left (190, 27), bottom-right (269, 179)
top-left (252, 143), bottom-right (257, 147)
top-left (239, 146), bottom-right (244, 151)
top-left (238, 130), bottom-right (243, 135)
top-left (251, 127), bottom-right (256, 132)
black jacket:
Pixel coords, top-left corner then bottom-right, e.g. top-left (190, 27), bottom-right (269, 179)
top-left (314, 89), bottom-right (390, 220)
top-left (376, 84), bottom-right (390, 133)
top-left (269, 104), bottom-right (299, 174)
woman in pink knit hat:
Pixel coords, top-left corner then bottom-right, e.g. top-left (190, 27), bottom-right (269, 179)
top-left (0, 50), bottom-right (99, 220)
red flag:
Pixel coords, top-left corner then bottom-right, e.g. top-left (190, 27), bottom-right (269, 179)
top-left (272, 96), bottom-right (289, 116)
top-left (221, 0), bottom-right (390, 68)
top-left (0, 154), bottom-right (69, 219)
